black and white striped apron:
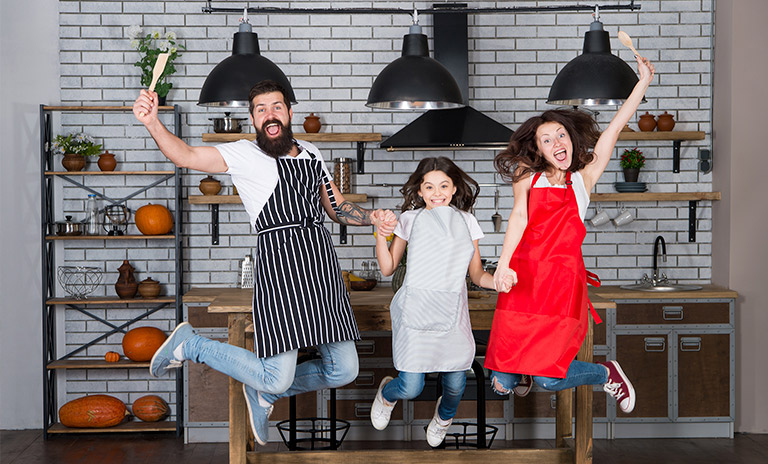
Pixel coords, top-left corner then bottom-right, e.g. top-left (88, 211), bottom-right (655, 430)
top-left (250, 147), bottom-right (359, 358)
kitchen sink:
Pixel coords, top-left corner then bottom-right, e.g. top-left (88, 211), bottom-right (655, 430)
top-left (619, 283), bottom-right (703, 292)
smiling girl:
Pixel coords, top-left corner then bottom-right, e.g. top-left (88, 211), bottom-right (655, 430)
top-left (370, 157), bottom-right (496, 446)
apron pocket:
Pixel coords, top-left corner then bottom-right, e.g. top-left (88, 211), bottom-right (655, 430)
top-left (400, 286), bottom-right (462, 332)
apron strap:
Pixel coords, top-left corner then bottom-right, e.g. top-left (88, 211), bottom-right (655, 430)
top-left (301, 142), bottom-right (339, 210)
top-left (585, 270), bottom-right (603, 324)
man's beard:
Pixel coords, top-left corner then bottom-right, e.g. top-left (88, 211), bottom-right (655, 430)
top-left (255, 119), bottom-right (294, 159)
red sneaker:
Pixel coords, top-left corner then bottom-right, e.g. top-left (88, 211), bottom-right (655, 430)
top-left (599, 360), bottom-right (636, 414)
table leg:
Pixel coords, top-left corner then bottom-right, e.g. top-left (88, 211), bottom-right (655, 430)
top-left (229, 314), bottom-right (247, 464)
top-left (574, 318), bottom-right (594, 464)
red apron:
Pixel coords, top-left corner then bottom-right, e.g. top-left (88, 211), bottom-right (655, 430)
top-left (485, 171), bottom-right (601, 378)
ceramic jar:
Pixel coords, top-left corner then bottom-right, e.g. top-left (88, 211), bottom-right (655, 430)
top-left (97, 151), bottom-right (117, 171)
top-left (138, 277), bottom-right (161, 299)
top-left (657, 111), bottom-right (676, 131)
top-left (115, 260), bottom-right (138, 299)
top-left (62, 153), bottom-right (86, 172)
top-left (303, 113), bottom-right (321, 133)
top-left (199, 175), bottom-right (222, 195)
top-left (638, 112), bottom-right (657, 132)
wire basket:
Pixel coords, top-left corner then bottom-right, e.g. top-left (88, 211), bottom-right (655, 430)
top-left (57, 266), bottom-right (103, 299)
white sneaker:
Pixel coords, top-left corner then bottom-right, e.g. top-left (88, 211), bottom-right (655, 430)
top-left (370, 376), bottom-right (395, 430)
top-left (426, 396), bottom-right (452, 447)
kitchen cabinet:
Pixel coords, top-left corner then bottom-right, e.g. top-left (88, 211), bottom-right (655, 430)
top-left (40, 105), bottom-right (183, 437)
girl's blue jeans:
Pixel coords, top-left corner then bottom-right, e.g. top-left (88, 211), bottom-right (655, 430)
top-left (491, 360), bottom-right (608, 394)
top-left (183, 334), bottom-right (359, 404)
top-left (382, 371), bottom-right (467, 421)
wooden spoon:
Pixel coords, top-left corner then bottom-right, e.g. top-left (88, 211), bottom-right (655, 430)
top-left (140, 52), bottom-right (170, 115)
top-left (617, 30), bottom-right (639, 57)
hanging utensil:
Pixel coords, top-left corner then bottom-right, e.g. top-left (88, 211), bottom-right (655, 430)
top-left (617, 30), bottom-right (640, 57)
top-left (139, 52), bottom-right (170, 116)
top-left (492, 188), bottom-right (502, 232)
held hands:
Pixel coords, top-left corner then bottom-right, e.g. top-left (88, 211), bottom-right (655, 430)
top-left (493, 265), bottom-right (518, 293)
top-left (133, 89), bottom-right (159, 125)
top-left (373, 209), bottom-right (397, 240)
top-left (636, 55), bottom-right (655, 85)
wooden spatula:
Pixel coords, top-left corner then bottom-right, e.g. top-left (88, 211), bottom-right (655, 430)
top-left (140, 52), bottom-right (170, 116)
top-left (617, 31), bottom-right (640, 57)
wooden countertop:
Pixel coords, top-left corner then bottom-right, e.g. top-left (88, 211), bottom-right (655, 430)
top-left (593, 284), bottom-right (737, 300)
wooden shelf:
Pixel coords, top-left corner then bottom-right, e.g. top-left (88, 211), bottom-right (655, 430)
top-left (202, 132), bottom-right (382, 143)
top-left (46, 296), bottom-right (176, 305)
top-left (47, 359), bottom-right (150, 369)
top-left (591, 192), bottom-right (721, 202)
top-left (45, 171), bottom-right (175, 176)
top-left (47, 420), bottom-right (176, 434)
top-left (188, 193), bottom-right (368, 205)
top-left (43, 105), bottom-right (175, 112)
top-left (617, 130), bottom-right (705, 141)
top-left (46, 235), bottom-right (174, 240)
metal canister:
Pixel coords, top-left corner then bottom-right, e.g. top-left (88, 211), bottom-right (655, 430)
top-left (333, 158), bottom-right (353, 194)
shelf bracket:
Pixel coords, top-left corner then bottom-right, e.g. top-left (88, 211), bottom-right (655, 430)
top-left (356, 142), bottom-right (367, 174)
top-left (212, 204), bottom-right (220, 245)
top-left (340, 225), bottom-right (347, 244)
top-left (673, 140), bottom-right (682, 173)
top-left (688, 200), bottom-right (697, 242)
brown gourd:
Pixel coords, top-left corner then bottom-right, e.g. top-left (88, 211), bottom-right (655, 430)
top-left (121, 326), bottom-right (167, 362)
top-left (59, 394), bottom-right (127, 428)
top-left (135, 203), bottom-right (174, 235)
top-left (132, 395), bottom-right (170, 422)
top-left (104, 351), bottom-right (120, 362)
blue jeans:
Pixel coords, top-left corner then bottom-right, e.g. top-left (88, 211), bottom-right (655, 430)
top-left (491, 360), bottom-right (608, 394)
top-left (184, 334), bottom-right (359, 404)
top-left (382, 371), bottom-right (467, 421)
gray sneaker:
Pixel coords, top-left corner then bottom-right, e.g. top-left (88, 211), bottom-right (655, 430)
top-left (426, 396), bottom-right (452, 447)
top-left (242, 384), bottom-right (273, 446)
top-left (149, 322), bottom-right (196, 377)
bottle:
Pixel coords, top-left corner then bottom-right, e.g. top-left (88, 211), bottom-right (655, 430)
top-left (86, 194), bottom-right (99, 235)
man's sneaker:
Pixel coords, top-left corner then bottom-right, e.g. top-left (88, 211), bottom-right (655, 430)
top-left (599, 360), bottom-right (636, 414)
top-left (242, 384), bottom-right (273, 446)
top-left (370, 376), bottom-right (396, 430)
top-left (513, 374), bottom-right (533, 397)
top-left (426, 396), bottom-right (452, 447)
top-left (149, 322), bottom-right (196, 377)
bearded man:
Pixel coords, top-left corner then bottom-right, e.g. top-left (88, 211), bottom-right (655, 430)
top-left (133, 80), bottom-right (396, 445)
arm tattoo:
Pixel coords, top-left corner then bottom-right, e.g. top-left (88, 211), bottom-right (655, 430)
top-left (335, 201), bottom-right (373, 226)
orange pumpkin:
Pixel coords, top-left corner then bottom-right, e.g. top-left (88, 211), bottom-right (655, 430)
top-left (59, 394), bottom-right (127, 428)
top-left (135, 203), bottom-right (173, 235)
top-left (104, 351), bottom-right (120, 363)
top-left (132, 395), bottom-right (170, 422)
top-left (121, 326), bottom-right (167, 362)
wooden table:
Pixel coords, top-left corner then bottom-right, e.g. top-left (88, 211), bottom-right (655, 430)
top-left (185, 286), bottom-right (615, 464)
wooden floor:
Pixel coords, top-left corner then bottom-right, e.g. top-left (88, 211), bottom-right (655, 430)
top-left (2, 430), bottom-right (767, 464)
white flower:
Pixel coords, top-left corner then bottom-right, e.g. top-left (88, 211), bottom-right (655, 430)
top-left (165, 31), bottom-right (176, 41)
top-left (170, 47), bottom-right (177, 54)
top-left (159, 40), bottom-right (171, 52)
top-left (152, 31), bottom-right (160, 39)
top-left (130, 39), bottom-right (140, 49)
top-left (127, 24), bottom-right (142, 40)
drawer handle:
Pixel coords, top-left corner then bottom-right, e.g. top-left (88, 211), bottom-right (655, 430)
top-left (355, 403), bottom-right (372, 418)
top-left (680, 337), bottom-right (702, 352)
top-left (356, 340), bottom-right (376, 355)
top-left (662, 306), bottom-right (684, 321)
top-left (550, 394), bottom-right (557, 410)
top-left (355, 371), bottom-right (375, 386)
top-left (644, 337), bottom-right (666, 352)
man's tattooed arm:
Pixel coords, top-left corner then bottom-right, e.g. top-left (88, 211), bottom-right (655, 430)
top-left (335, 201), bottom-right (374, 226)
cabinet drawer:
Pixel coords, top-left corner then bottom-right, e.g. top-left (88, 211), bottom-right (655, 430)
top-left (333, 399), bottom-right (403, 421)
top-left (513, 390), bottom-right (607, 419)
top-left (355, 336), bottom-right (392, 358)
top-left (413, 399), bottom-right (504, 420)
top-left (616, 302), bottom-right (730, 325)
top-left (338, 367), bottom-right (399, 391)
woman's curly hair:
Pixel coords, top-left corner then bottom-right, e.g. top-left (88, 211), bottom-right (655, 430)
top-left (400, 157), bottom-right (479, 213)
top-left (494, 108), bottom-right (600, 183)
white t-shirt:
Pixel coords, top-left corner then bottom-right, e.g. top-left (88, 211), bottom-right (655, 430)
top-left (216, 139), bottom-right (332, 229)
top-left (531, 171), bottom-right (591, 221)
top-left (394, 207), bottom-right (485, 242)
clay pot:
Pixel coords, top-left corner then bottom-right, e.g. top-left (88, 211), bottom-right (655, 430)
top-left (62, 153), bottom-right (86, 172)
top-left (138, 278), bottom-right (161, 299)
top-left (656, 111), bottom-right (676, 131)
top-left (303, 113), bottom-right (321, 133)
top-left (638, 112), bottom-right (657, 132)
top-left (115, 260), bottom-right (138, 299)
top-left (199, 176), bottom-right (221, 195)
top-left (97, 151), bottom-right (117, 171)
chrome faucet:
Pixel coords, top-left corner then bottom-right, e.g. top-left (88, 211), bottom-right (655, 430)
top-left (651, 235), bottom-right (667, 285)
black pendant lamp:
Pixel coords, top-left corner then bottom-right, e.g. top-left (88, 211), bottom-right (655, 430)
top-left (366, 10), bottom-right (463, 110)
top-left (198, 10), bottom-right (296, 107)
top-left (547, 10), bottom-right (640, 107)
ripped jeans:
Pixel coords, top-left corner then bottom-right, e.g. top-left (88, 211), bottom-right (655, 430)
top-left (490, 360), bottom-right (608, 394)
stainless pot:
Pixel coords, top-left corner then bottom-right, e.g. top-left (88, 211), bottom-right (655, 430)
top-left (54, 216), bottom-right (84, 236)
top-left (210, 112), bottom-right (247, 133)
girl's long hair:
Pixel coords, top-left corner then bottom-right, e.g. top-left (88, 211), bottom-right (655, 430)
top-left (494, 108), bottom-right (600, 183)
top-left (400, 157), bottom-right (479, 213)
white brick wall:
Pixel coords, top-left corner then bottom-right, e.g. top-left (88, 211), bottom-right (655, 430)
top-left (52, 0), bottom-right (715, 403)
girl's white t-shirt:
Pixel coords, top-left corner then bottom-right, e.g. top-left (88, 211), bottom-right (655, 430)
top-left (216, 139), bottom-right (332, 229)
top-left (394, 207), bottom-right (484, 242)
top-left (531, 171), bottom-right (590, 221)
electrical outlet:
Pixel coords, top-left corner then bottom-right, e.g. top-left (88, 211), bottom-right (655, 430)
top-left (698, 148), bottom-right (712, 174)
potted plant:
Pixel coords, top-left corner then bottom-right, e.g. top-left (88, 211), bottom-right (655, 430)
top-left (127, 25), bottom-right (184, 105)
top-left (52, 132), bottom-right (103, 172)
top-left (620, 147), bottom-right (645, 183)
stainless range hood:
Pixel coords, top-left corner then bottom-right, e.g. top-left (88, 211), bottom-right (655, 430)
top-left (381, 4), bottom-right (513, 151)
